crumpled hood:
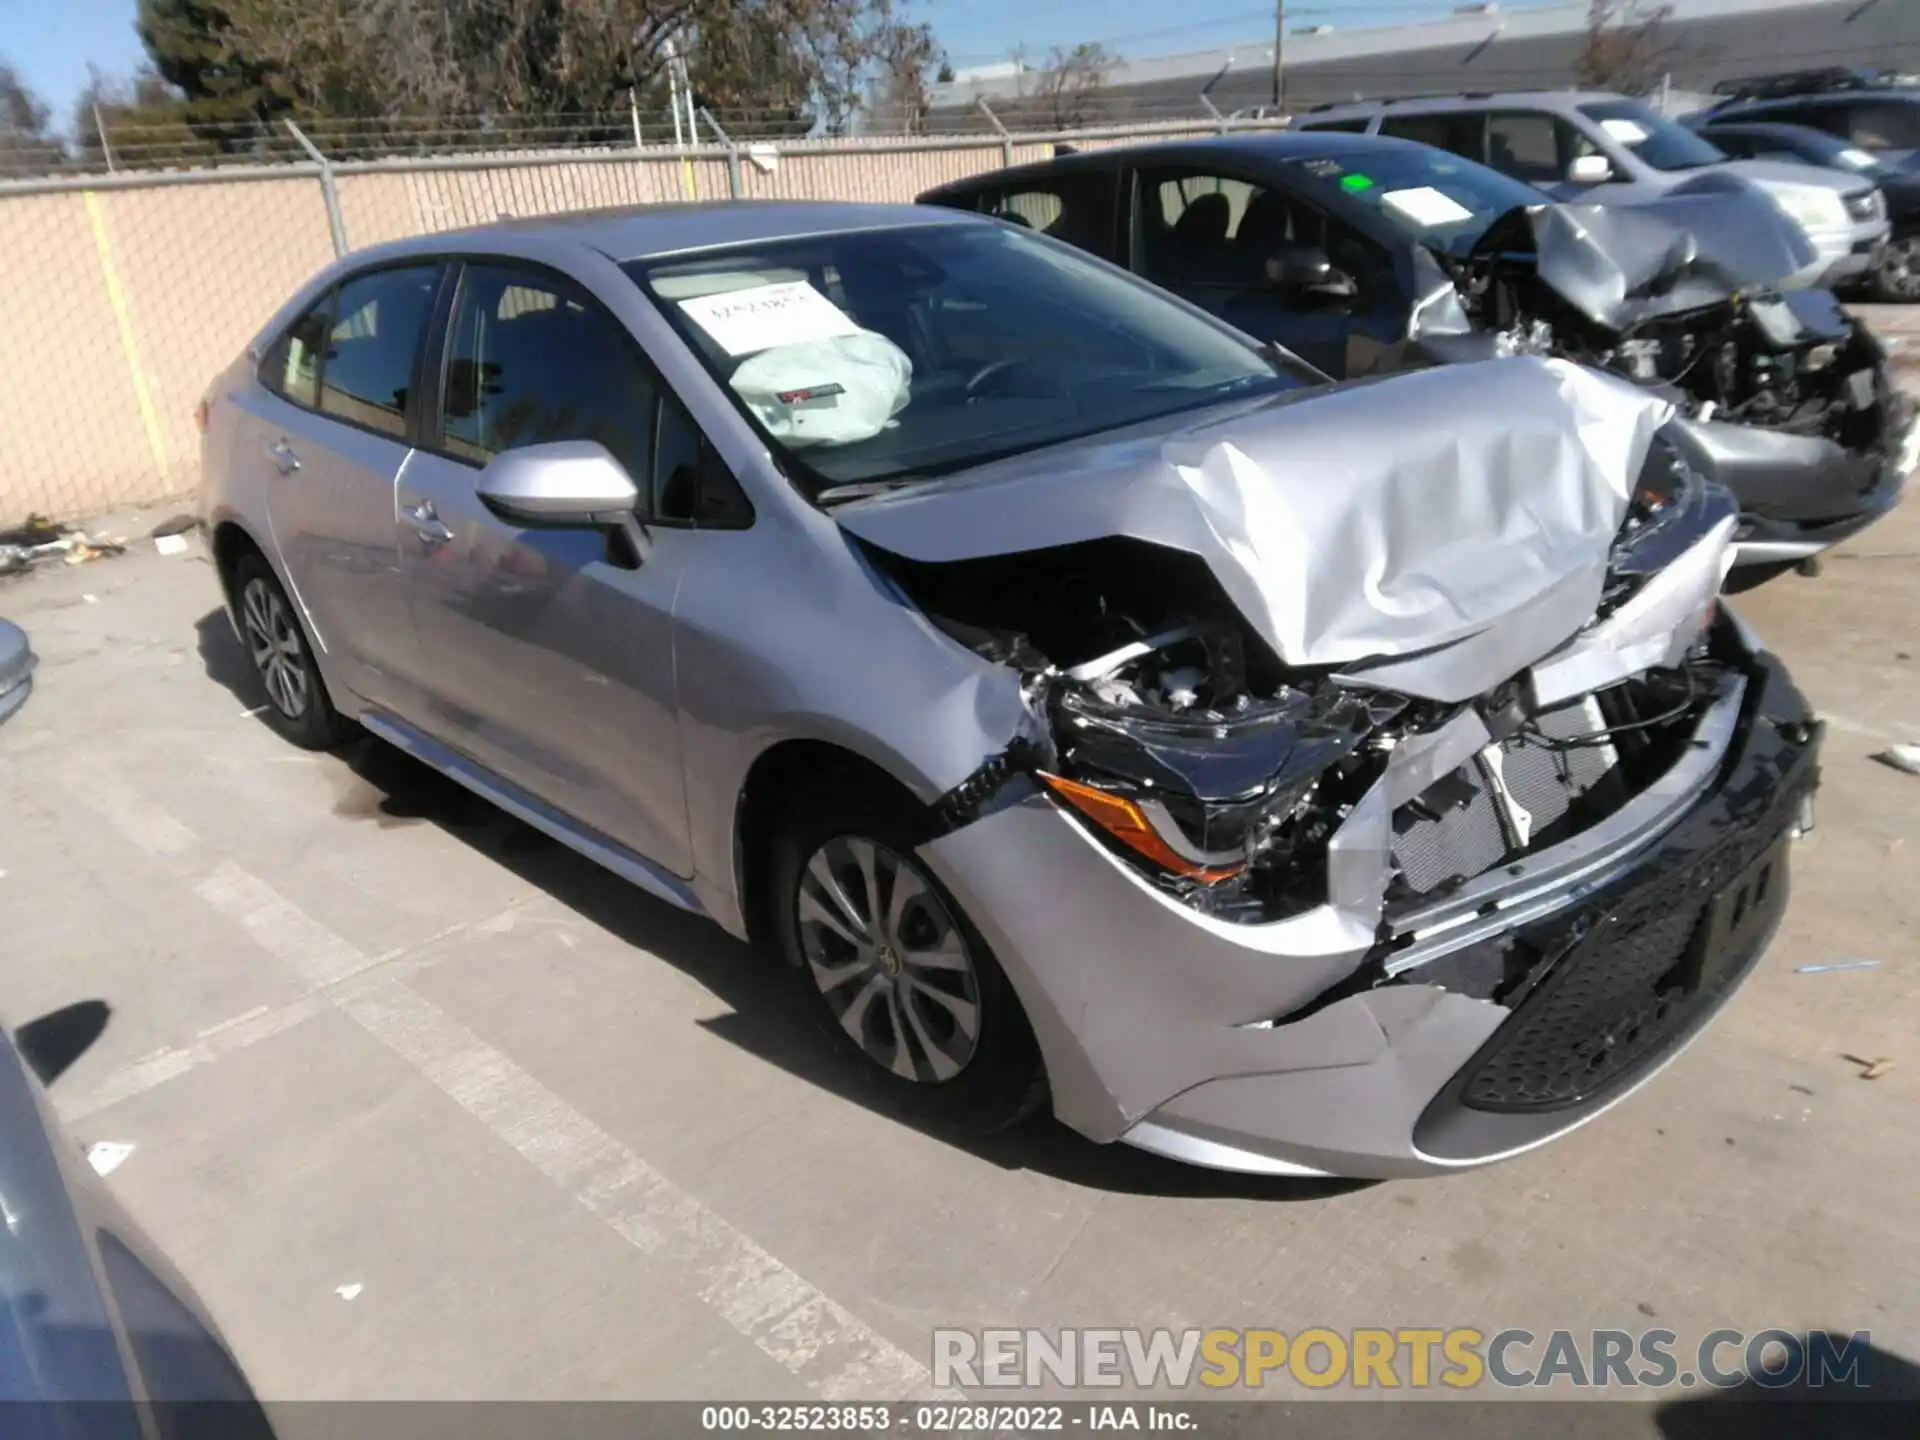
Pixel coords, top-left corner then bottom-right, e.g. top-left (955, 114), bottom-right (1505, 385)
top-left (839, 357), bottom-right (1671, 682)
top-left (1511, 186), bottom-right (1818, 332)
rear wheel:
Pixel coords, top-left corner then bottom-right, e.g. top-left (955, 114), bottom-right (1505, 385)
top-left (232, 550), bottom-right (353, 750)
top-left (1874, 234), bottom-right (1920, 303)
top-left (770, 774), bottom-right (1045, 1130)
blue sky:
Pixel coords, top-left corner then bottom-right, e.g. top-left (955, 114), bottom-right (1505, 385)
top-left (6, 0), bottom-right (1569, 128)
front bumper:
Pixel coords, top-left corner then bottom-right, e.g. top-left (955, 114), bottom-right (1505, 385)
top-left (1789, 220), bottom-right (1888, 290)
top-left (1664, 384), bottom-right (1916, 570)
top-left (920, 632), bottom-right (1821, 1178)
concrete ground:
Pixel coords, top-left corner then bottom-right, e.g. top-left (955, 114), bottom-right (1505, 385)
top-left (2, 316), bottom-right (1917, 1422)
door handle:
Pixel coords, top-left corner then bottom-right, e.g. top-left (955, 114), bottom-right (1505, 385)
top-left (268, 439), bottom-right (301, 475)
top-left (402, 498), bottom-right (454, 550)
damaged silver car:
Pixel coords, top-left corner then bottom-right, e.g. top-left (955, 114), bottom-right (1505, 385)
top-left (199, 203), bottom-right (1823, 1178)
top-left (921, 134), bottom-right (1917, 586)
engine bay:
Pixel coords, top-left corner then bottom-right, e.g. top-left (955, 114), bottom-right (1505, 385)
top-left (1451, 247), bottom-right (1894, 460)
top-left (877, 521), bottom-right (1726, 928)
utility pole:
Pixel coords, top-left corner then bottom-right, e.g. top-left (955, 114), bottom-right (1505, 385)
top-left (1271, 0), bottom-right (1286, 113)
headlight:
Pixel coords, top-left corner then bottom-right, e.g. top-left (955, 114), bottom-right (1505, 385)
top-left (1764, 181), bottom-right (1849, 234)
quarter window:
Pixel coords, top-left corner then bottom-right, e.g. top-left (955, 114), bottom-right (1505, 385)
top-left (261, 297), bottom-right (330, 409)
top-left (979, 172), bottom-right (1119, 259)
top-left (317, 265), bottom-right (439, 440)
top-left (440, 264), bottom-right (657, 483)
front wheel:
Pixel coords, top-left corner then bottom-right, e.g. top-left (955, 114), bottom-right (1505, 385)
top-left (770, 776), bottom-right (1046, 1131)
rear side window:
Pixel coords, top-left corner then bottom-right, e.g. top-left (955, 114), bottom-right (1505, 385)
top-left (439, 263), bottom-right (657, 483)
top-left (318, 265), bottom-right (440, 439)
top-left (975, 172), bottom-right (1120, 259)
top-left (260, 297), bottom-right (331, 409)
top-left (1847, 102), bottom-right (1920, 151)
top-left (1380, 112), bottom-right (1486, 159)
top-left (1486, 113), bottom-right (1564, 183)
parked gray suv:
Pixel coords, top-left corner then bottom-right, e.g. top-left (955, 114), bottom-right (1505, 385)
top-left (1298, 91), bottom-right (1888, 289)
top-left (199, 202), bottom-right (1821, 1178)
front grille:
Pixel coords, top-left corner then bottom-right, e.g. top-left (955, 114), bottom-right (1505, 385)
top-left (1847, 189), bottom-right (1885, 222)
top-left (1460, 819), bottom-right (1790, 1112)
top-left (1388, 698), bottom-right (1617, 902)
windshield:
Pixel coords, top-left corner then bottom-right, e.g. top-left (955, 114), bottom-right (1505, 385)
top-left (1581, 99), bottom-right (1728, 172)
top-left (1285, 145), bottom-right (1546, 256)
top-left (627, 224), bottom-right (1306, 494)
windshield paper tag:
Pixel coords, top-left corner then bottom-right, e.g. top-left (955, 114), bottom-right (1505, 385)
top-left (1600, 118), bottom-right (1649, 143)
top-left (1379, 186), bottom-right (1474, 226)
top-left (679, 281), bottom-right (862, 357)
top-left (776, 382), bottom-right (847, 408)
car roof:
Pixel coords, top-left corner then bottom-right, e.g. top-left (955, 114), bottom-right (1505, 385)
top-left (349, 200), bottom-right (984, 268)
top-left (920, 131), bottom-right (1429, 196)
top-left (1718, 88), bottom-right (1920, 109)
top-left (1303, 90), bottom-right (1627, 117)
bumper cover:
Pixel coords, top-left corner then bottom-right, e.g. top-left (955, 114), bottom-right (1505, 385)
top-left (921, 642), bottom-right (1821, 1179)
top-left (1665, 392), bottom-right (1915, 567)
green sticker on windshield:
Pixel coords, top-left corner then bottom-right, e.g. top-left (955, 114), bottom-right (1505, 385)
top-left (1341, 173), bottom-right (1374, 192)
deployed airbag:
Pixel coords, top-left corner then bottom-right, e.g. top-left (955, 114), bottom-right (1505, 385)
top-left (729, 332), bottom-right (913, 448)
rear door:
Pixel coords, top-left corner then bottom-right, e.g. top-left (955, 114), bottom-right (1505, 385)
top-left (240, 262), bottom-right (442, 709)
top-left (395, 260), bottom-right (696, 875)
top-left (1126, 162), bottom-right (1404, 378)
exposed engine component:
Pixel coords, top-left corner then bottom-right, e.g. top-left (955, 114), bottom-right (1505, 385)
top-left (877, 517), bottom-right (1726, 927)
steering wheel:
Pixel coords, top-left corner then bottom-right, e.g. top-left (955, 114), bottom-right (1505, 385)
top-left (963, 358), bottom-right (1024, 400)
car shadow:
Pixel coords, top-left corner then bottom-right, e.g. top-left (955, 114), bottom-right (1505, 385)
top-left (195, 608), bottom-right (1371, 1203)
top-left (1654, 1336), bottom-right (1918, 1438)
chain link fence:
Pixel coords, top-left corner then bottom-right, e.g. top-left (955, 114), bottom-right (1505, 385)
top-left (0, 106), bottom-right (1278, 524)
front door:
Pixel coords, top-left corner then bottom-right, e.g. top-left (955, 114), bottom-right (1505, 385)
top-left (1127, 165), bottom-right (1403, 379)
top-left (242, 263), bottom-right (442, 710)
top-left (396, 261), bottom-right (693, 876)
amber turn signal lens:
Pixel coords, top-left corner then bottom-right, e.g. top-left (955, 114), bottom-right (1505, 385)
top-left (1037, 772), bottom-right (1245, 885)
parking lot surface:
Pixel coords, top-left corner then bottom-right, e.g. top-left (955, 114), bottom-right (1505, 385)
top-left (2, 313), bottom-right (1917, 1419)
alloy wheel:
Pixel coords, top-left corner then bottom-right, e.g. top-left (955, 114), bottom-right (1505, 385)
top-left (794, 835), bottom-right (982, 1082)
top-left (1880, 236), bottom-right (1920, 301)
top-left (240, 577), bottom-right (309, 720)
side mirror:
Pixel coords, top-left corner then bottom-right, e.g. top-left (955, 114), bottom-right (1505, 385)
top-left (1266, 246), bottom-right (1356, 298)
top-left (1567, 154), bottom-right (1614, 185)
top-left (475, 441), bottom-right (639, 529)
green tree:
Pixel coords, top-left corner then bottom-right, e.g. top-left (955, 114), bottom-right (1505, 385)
top-left (0, 60), bottom-right (66, 175)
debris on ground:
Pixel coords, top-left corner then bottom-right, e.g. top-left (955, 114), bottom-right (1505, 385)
top-left (1875, 744), bottom-right (1920, 776)
top-left (334, 1283), bottom-right (364, 1301)
top-left (0, 515), bottom-right (128, 575)
top-left (86, 1141), bottom-right (134, 1176)
top-left (154, 534), bottom-right (190, 556)
top-left (150, 514), bottom-right (196, 538)
top-left (1842, 1054), bottom-right (1894, 1081)
top-left (1796, 959), bottom-right (1883, 974)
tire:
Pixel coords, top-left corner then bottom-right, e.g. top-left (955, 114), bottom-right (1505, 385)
top-left (769, 772), bottom-right (1046, 1132)
top-left (231, 550), bottom-right (353, 751)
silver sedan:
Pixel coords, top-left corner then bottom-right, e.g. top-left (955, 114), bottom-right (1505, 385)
top-left (199, 202), bottom-right (1821, 1177)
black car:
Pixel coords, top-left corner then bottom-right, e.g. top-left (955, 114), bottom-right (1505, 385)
top-left (1686, 119), bottom-right (1920, 300)
top-left (920, 132), bottom-right (1915, 586)
top-left (1697, 68), bottom-right (1920, 159)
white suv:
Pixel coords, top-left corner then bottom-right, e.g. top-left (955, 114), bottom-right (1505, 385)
top-left (1297, 90), bottom-right (1888, 289)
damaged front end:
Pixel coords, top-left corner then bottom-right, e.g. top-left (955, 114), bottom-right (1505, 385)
top-left (1428, 200), bottom-right (1915, 570)
top-left (838, 357), bottom-right (1822, 1174)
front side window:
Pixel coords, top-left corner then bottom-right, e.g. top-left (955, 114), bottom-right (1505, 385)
top-left (261, 296), bottom-right (331, 409)
top-left (440, 264), bottom-right (656, 483)
top-left (1138, 171), bottom-right (1268, 287)
top-left (1578, 99), bottom-right (1727, 172)
top-left (626, 223), bottom-right (1304, 493)
top-left (318, 265), bottom-right (439, 439)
